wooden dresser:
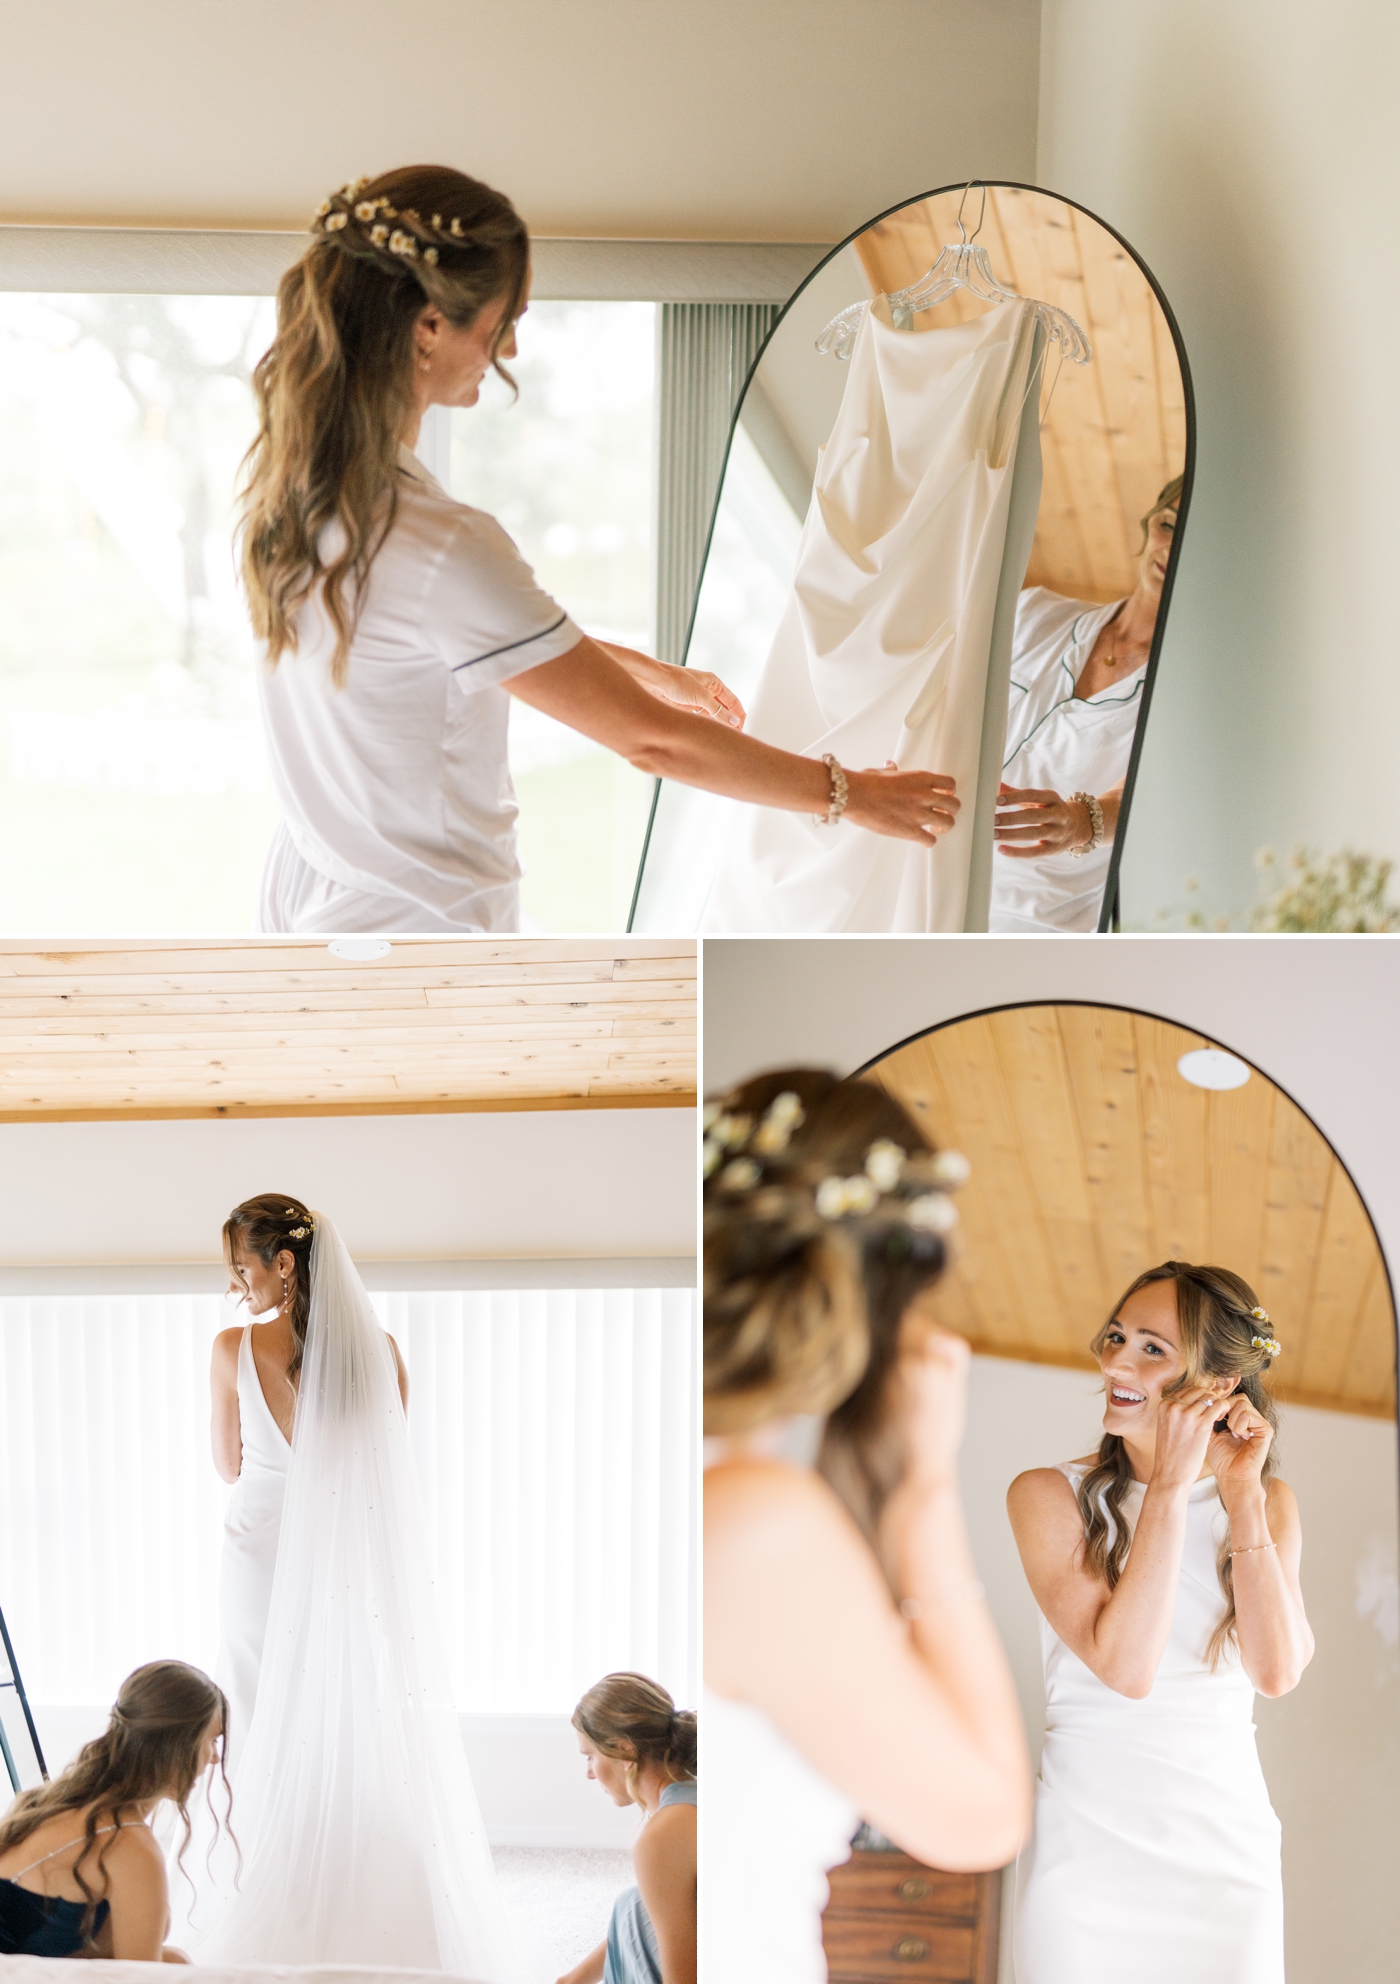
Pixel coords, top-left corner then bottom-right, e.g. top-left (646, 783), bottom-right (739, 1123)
top-left (822, 1847), bottom-right (1002, 1984)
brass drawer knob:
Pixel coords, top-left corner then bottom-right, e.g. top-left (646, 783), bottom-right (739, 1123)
top-left (895, 1937), bottom-right (930, 1961)
top-left (898, 1878), bottom-right (931, 1900)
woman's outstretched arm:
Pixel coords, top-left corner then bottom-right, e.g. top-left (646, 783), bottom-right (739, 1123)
top-left (507, 636), bottom-right (959, 846)
top-left (210, 1328), bottom-right (243, 1484)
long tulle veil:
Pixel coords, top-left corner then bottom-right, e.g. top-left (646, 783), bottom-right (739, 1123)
top-left (195, 1214), bottom-right (526, 1980)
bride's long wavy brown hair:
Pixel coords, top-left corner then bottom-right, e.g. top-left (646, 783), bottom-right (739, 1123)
top-left (239, 164), bottom-right (529, 685)
top-left (0, 1661), bottom-right (233, 1947)
top-left (1079, 1261), bottom-right (1281, 1667)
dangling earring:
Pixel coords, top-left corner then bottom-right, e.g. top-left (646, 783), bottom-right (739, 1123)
top-left (280, 1272), bottom-right (289, 1315)
top-left (418, 351), bottom-right (431, 372)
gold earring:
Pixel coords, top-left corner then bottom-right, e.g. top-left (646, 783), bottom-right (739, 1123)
top-left (418, 352), bottom-right (431, 372)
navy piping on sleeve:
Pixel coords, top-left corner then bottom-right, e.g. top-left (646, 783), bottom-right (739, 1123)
top-left (450, 610), bottom-right (571, 674)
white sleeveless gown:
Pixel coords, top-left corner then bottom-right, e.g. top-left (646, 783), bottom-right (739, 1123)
top-left (703, 1685), bottom-right (860, 1984)
top-left (700, 294), bottom-right (1043, 933)
top-left (1013, 1463), bottom-right (1284, 1983)
top-left (215, 1325), bottom-right (290, 1757)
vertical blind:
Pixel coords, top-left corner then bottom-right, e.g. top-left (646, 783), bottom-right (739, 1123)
top-left (0, 1287), bottom-right (696, 1716)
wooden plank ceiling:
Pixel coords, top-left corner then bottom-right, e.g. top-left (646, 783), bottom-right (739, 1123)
top-left (870, 1005), bottom-right (1395, 1420)
top-left (855, 186), bottom-right (1187, 604)
top-left (0, 939), bottom-right (696, 1119)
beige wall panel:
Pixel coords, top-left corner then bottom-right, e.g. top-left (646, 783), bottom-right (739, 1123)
top-left (0, 2), bottom-right (1038, 240)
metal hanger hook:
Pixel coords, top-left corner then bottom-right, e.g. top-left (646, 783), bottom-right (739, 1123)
top-left (955, 180), bottom-right (988, 245)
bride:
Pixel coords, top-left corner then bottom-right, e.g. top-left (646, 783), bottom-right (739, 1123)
top-left (205, 1192), bottom-right (525, 1979)
top-left (1007, 1261), bottom-right (1314, 1984)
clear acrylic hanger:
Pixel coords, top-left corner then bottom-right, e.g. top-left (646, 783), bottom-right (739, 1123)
top-left (816, 183), bottom-right (1092, 366)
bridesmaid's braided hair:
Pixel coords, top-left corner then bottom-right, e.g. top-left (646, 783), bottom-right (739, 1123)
top-left (223, 1193), bottom-right (316, 1383)
top-left (0, 1662), bottom-right (233, 1947)
top-left (1079, 1261), bottom-right (1281, 1668)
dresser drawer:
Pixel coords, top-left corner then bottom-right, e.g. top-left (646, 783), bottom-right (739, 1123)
top-left (827, 1853), bottom-right (979, 1921)
top-left (823, 1913), bottom-right (977, 1981)
top-left (822, 1856), bottom-right (1002, 1984)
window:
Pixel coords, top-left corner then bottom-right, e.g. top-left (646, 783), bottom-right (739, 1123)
top-left (0, 290), bottom-right (657, 934)
top-left (0, 1285), bottom-right (696, 1719)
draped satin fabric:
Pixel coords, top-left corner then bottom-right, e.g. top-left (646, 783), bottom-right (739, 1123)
top-left (700, 295), bottom-right (1043, 933)
top-left (1014, 1465), bottom-right (1284, 1984)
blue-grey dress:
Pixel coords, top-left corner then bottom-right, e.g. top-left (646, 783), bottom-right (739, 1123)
top-left (604, 1780), bottom-right (697, 1984)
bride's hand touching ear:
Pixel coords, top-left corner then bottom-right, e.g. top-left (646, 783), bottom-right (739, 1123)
top-left (1207, 1389), bottom-right (1274, 1505)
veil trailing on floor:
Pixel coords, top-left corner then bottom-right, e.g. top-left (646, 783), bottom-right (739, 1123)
top-left (194, 1214), bottom-right (526, 1981)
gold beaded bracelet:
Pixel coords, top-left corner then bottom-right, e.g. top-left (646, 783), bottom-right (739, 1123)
top-left (1228, 1542), bottom-right (1276, 1558)
top-left (814, 753), bottom-right (849, 826)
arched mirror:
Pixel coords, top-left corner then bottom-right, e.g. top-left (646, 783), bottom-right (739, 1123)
top-left (816, 1002), bottom-right (1397, 1980)
top-left (631, 185), bottom-right (1193, 933)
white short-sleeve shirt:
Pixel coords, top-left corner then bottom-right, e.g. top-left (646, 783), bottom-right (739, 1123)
top-left (256, 445), bottom-right (582, 931)
top-left (989, 587), bottom-right (1145, 934)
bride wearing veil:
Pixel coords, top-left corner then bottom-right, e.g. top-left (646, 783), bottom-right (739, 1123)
top-left (204, 1193), bottom-right (526, 1980)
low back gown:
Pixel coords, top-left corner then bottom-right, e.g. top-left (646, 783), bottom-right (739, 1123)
top-left (1013, 1462), bottom-right (1284, 1984)
top-left (215, 1325), bottom-right (290, 1757)
top-left (703, 1686), bottom-right (859, 1984)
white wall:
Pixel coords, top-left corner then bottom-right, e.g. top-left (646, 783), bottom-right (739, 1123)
top-left (29, 1706), bottom-right (640, 1849)
top-left (0, 1), bottom-right (1040, 242)
top-left (961, 1356), bottom-right (1400, 1984)
top-left (1036, 1), bottom-right (1400, 926)
top-left (0, 1107), bottom-right (696, 1265)
top-left (700, 935), bottom-right (1400, 1286)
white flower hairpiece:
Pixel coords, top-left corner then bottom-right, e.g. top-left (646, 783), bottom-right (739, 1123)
top-left (815, 1173), bottom-right (880, 1219)
top-left (323, 212), bottom-right (348, 232)
top-left (1251, 1334), bottom-right (1281, 1358)
top-left (388, 230), bottom-right (419, 259)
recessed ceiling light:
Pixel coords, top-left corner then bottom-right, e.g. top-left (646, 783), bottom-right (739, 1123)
top-left (327, 938), bottom-right (392, 962)
top-left (1177, 1048), bottom-right (1250, 1091)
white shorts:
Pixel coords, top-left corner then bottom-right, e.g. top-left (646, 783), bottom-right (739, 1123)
top-left (256, 821), bottom-right (512, 934)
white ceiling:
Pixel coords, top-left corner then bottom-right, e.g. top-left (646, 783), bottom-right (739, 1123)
top-left (0, 1), bottom-right (1039, 239)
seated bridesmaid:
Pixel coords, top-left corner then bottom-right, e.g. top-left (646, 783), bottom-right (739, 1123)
top-left (0, 1660), bottom-right (231, 1961)
top-left (559, 1673), bottom-right (697, 1984)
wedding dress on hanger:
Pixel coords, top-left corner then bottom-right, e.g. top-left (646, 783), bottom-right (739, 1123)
top-left (194, 1216), bottom-right (526, 1981)
top-left (699, 290), bottom-right (1046, 932)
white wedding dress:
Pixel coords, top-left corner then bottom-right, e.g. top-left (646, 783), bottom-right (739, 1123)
top-left (703, 1685), bottom-right (859, 1984)
top-left (699, 294), bottom-right (1044, 933)
top-left (215, 1327), bottom-right (289, 1758)
top-left (196, 1219), bottom-right (526, 1982)
top-left (1013, 1463), bottom-right (1284, 1983)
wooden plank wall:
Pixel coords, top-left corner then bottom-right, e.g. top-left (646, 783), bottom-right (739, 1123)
top-left (854, 187), bottom-right (1187, 604)
top-left (0, 940), bottom-right (697, 1118)
top-left (871, 1006), bottom-right (1397, 1420)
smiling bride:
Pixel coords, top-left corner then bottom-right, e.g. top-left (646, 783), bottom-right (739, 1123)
top-left (1006, 1262), bottom-right (1313, 1984)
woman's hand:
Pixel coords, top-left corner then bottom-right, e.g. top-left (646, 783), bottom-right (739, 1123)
top-left (888, 1325), bottom-right (972, 1496)
top-left (844, 762), bottom-right (960, 845)
top-left (1151, 1383), bottom-right (1231, 1492)
top-left (1208, 1393), bottom-right (1274, 1506)
top-left (994, 784), bottom-right (1094, 857)
top-left (648, 664), bottom-right (746, 729)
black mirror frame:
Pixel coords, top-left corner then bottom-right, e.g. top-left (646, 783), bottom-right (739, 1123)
top-left (853, 993), bottom-right (1398, 1403)
top-left (626, 181), bottom-right (1197, 936)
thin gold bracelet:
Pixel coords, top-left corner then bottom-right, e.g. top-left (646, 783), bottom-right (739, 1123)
top-left (1228, 1542), bottom-right (1276, 1558)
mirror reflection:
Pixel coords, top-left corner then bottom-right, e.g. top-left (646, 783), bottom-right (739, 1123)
top-left (703, 1006), bottom-right (1398, 1983)
top-left (634, 186), bottom-right (1189, 933)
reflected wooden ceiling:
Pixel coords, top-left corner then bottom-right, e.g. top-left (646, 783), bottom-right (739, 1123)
top-left (870, 1005), bottom-right (1395, 1419)
top-left (0, 939), bottom-right (696, 1119)
top-left (855, 187), bottom-right (1187, 604)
